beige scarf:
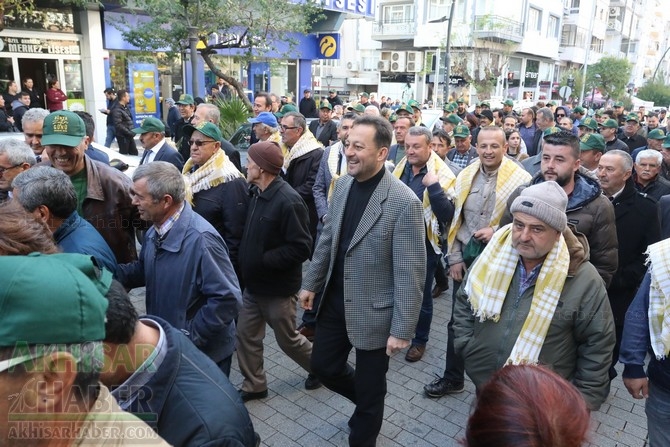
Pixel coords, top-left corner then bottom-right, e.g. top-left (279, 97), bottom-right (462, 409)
top-left (465, 224), bottom-right (570, 365)
top-left (280, 130), bottom-right (323, 172)
top-left (182, 149), bottom-right (244, 203)
top-left (393, 151), bottom-right (456, 253)
top-left (647, 239), bottom-right (670, 359)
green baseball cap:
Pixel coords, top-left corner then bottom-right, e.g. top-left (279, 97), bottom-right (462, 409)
top-left (0, 253), bottom-right (110, 347)
top-left (319, 101), bottom-right (333, 110)
top-left (360, 92), bottom-right (369, 98)
top-left (408, 99), bottom-right (421, 110)
top-left (481, 101), bottom-right (490, 108)
top-left (595, 109), bottom-right (604, 116)
top-left (133, 116), bottom-right (166, 134)
top-left (352, 103), bottom-right (366, 113)
top-left (41, 110), bottom-right (87, 147)
top-left (329, 89), bottom-right (337, 94)
top-left (573, 106), bottom-right (585, 114)
top-left (625, 113), bottom-right (639, 123)
top-left (440, 114), bottom-right (462, 125)
top-left (176, 94), bottom-right (195, 105)
top-left (578, 117), bottom-right (598, 131)
top-left (274, 104), bottom-right (298, 118)
top-left (388, 113), bottom-right (397, 123)
top-left (184, 121), bottom-right (222, 142)
top-left (395, 103), bottom-right (414, 115)
top-left (542, 126), bottom-right (562, 137)
top-left (503, 99), bottom-right (514, 107)
top-left (548, 101), bottom-right (557, 106)
top-left (663, 135), bottom-right (670, 148)
top-left (614, 101), bottom-right (624, 107)
top-left (600, 118), bottom-right (619, 129)
top-left (443, 103), bottom-right (456, 113)
top-left (456, 98), bottom-right (465, 104)
top-left (648, 129), bottom-right (666, 140)
top-left (579, 133), bottom-right (606, 153)
top-left (453, 124), bottom-right (470, 138)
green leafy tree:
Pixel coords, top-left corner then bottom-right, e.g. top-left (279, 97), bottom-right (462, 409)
top-left (586, 57), bottom-right (632, 101)
top-left (1, 0), bottom-right (91, 31)
top-left (636, 79), bottom-right (670, 107)
top-left (559, 68), bottom-right (583, 102)
top-left (113, 0), bottom-right (324, 108)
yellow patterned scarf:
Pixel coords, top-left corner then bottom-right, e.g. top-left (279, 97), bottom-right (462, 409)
top-left (393, 151), bottom-right (456, 253)
top-left (280, 129), bottom-right (323, 171)
top-left (447, 157), bottom-right (531, 252)
top-left (267, 131), bottom-right (282, 146)
top-left (646, 239), bottom-right (670, 359)
top-left (182, 149), bottom-right (244, 203)
top-left (465, 224), bottom-right (570, 365)
top-left (327, 140), bottom-right (345, 200)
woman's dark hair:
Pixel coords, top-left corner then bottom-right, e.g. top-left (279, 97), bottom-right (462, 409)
top-left (464, 365), bottom-right (589, 447)
top-left (48, 78), bottom-right (59, 88)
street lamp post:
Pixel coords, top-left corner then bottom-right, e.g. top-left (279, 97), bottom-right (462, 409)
top-left (188, 26), bottom-right (200, 97)
top-left (590, 73), bottom-right (601, 108)
top-left (428, 1), bottom-right (455, 107)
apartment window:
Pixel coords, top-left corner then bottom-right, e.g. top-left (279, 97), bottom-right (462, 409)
top-left (547, 15), bottom-right (560, 38)
top-left (527, 7), bottom-right (542, 33)
top-left (591, 37), bottom-right (603, 53)
top-left (428, 0), bottom-right (449, 21)
top-left (383, 4), bottom-right (414, 24)
top-left (570, 0), bottom-right (580, 11)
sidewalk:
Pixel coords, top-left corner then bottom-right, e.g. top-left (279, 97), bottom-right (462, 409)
top-left (129, 285), bottom-right (649, 447)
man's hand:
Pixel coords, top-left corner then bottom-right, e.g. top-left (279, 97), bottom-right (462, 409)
top-left (473, 227), bottom-right (494, 243)
top-left (386, 336), bottom-right (410, 357)
top-left (298, 289), bottom-right (316, 310)
top-left (422, 171), bottom-right (439, 187)
top-left (449, 262), bottom-right (466, 282)
top-left (623, 377), bottom-right (649, 399)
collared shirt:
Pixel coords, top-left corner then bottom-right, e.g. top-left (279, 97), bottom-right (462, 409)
top-left (518, 258), bottom-right (543, 296)
top-left (452, 151), bottom-right (470, 169)
top-left (112, 318), bottom-right (168, 410)
top-left (610, 185), bottom-right (626, 201)
top-left (143, 138), bottom-right (166, 164)
top-left (400, 162), bottom-right (428, 198)
top-left (155, 202), bottom-right (185, 237)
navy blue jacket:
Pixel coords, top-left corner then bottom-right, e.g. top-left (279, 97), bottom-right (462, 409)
top-left (121, 317), bottom-right (258, 447)
top-left (141, 141), bottom-right (184, 172)
top-left (116, 202), bottom-right (241, 363)
top-left (85, 144), bottom-right (110, 165)
top-left (621, 272), bottom-right (670, 392)
top-left (55, 211), bottom-right (117, 273)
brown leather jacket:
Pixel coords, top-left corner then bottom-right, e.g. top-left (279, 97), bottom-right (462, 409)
top-left (80, 156), bottom-right (139, 263)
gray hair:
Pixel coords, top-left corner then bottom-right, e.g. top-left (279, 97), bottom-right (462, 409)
top-left (258, 123), bottom-right (278, 134)
top-left (0, 139), bottom-right (36, 166)
top-left (196, 103), bottom-right (220, 124)
top-left (636, 149), bottom-right (663, 165)
top-left (407, 125), bottom-right (433, 146)
top-left (21, 108), bottom-right (50, 127)
top-left (12, 166), bottom-right (76, 219)
top-left (132, 161), bottom-right (186, 203)
top-left (0, 341), bottom-right (103, 403)
top-left (537, 107), bottom-right (554, 124)
top-left (364, 105), bottom-right (380, 116)
top-left (606, 149), bottom-right (634, 172)
top-left (282, 112), bottom-right (307, 131)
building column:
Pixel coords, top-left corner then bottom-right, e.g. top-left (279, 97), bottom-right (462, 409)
top-left (78, 9), bottom-right (108, 144)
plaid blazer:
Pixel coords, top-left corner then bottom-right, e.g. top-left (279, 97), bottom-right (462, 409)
top-left (303, 169), bottom-right (426, 350)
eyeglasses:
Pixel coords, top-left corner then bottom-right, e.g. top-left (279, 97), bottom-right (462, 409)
top-left (556, 114), bottom-right (565, 117)
top-left (0, 164), bottom-right (21, 176)
top-left (281, 125), bottom-right (299, 131)
top-left (188, 140), bottom-right (216, 147)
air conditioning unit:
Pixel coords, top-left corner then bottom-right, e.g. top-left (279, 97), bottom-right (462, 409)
top-left (378, 60), bottom-right (391, 71)
top-left (390, 51), bottom-right (406, 72)
top-left (609, 7), bottom-right (620, 17)
top-left (346, 61), bottom-right (360, 71)
top-left (406, 51), bottom-right (423, 72)
top-left (608, 20), bottom-right (622, 31)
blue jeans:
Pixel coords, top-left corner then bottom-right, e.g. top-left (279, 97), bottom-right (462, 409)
top-left (104, 124), bottom-right (116, 147)
top-left (411, 250), bottom-right (439, 347)
top-left (647, 381), bottom-right (670, 446)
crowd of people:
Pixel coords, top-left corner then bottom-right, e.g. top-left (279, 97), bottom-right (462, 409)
top-left (1, 85), bottom-right (670, 447)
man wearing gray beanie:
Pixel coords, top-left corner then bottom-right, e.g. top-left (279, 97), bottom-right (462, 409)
top-left (452, 180), bottom-right (615, 411)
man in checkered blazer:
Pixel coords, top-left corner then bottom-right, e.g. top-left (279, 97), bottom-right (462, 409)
top-left (300, 115), bottom-right (426, 447)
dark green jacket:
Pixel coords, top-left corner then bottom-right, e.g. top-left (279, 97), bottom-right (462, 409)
top-left (453, 231), bottom-right (615, 410)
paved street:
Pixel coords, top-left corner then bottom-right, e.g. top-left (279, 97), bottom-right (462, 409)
top-left (130, 282), bottom-right (649, 447)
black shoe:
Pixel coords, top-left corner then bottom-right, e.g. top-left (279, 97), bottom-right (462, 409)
top-left (305, 373), bottom-right (322, 390)
top-left (238, 389), bottom-right (268, 402)
top-left (423, 376), bottom-right (464, 398)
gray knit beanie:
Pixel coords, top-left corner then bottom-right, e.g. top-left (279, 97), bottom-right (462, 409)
top-left (510, 181), bottom-right (568, 232)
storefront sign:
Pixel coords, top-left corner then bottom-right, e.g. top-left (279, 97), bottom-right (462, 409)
top-left (0, 36), bottom-right (80, 55)
top-left (320, 0), bottom-right (374, 17)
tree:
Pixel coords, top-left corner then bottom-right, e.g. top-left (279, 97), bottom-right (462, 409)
top-left (636, 79), bottom-right (670, 107)
top-left (1, 0), bottom-right (90, 31)
top-left (586, 56), bottom-right (632, 101)
top-left (113, 0), bottom-right (324, 108)
top-left (558, 68), bottom-right (583, 104)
